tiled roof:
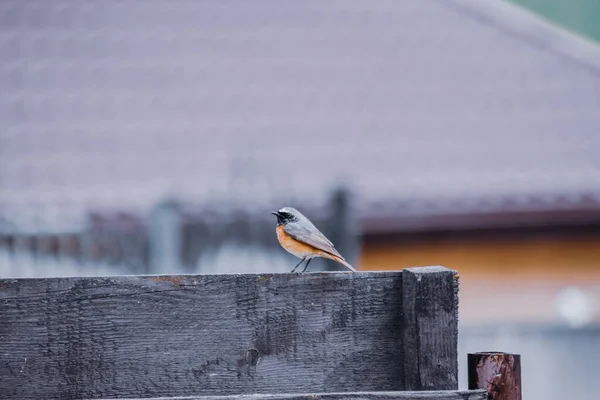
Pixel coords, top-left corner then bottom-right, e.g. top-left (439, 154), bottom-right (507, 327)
top-left (1, 0), bottom-right (600, 229)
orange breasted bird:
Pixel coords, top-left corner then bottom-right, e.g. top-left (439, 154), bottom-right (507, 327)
top-left (271, 207), bottom-right (357, 273)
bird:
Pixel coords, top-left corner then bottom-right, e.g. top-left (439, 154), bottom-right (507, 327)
top-left (271, 207), bottom-right (357, 273)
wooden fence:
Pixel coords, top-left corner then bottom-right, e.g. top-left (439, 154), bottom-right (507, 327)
top-left (0, 267), bottom-right (517, 399)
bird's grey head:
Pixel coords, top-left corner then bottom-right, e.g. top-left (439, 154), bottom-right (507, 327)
top-left (271, 207), bottom-right (302, 225)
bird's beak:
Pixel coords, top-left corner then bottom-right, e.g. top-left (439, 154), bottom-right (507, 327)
top-left (271, 211), bottom-right (280, 217)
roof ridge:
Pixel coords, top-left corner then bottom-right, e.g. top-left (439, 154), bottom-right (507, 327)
top-left (444, 0), bottom-right (600, 77)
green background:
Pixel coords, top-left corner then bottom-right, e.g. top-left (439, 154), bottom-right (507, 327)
top-left (508, 0), bottom-right (600, 43)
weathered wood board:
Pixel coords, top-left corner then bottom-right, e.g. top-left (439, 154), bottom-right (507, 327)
top-left (0, 268), bottom-right (458, 399)
top-left (403, 267), bottom-right (459, 390)
top-left (97, 390), bottom-right (487, 400)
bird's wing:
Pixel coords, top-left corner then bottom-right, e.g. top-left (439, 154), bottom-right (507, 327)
top-left (283, 220), bottom-right (345, 260)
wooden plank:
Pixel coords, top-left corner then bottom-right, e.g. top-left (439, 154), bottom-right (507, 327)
top-left (97, 390), bottom-right (488, 400)
top-left (402, 267), bottom-right (459, 390)
top-left (1, 271), bottom-right (413, 399)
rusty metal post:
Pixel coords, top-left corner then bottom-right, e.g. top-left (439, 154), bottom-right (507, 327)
top-left (468, 352), bottom-right (522, 400)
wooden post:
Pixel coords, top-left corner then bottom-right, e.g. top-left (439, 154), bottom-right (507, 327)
top-left (402, 266), bottom-right (459, 390)
top-left (468, 352), bottom-right (522, 400)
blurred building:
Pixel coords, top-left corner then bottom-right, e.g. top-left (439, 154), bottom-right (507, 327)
top-left (2, 0), bottom-right (600, 319)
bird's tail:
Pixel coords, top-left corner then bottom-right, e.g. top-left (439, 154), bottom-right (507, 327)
top-left (333, 256), bottom-right (357, 272)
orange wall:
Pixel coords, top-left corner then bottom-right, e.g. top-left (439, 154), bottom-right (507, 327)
top-left (359, 234), bottom-right (600, 323)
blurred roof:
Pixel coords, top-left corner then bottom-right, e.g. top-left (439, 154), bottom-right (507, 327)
top-left (1, 0), bottom-right (600, 231)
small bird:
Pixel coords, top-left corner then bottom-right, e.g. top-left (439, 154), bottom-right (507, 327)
top-left (271, 207), bottom-right (357, 273)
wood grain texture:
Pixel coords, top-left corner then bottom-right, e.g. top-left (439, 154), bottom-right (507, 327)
top-left (96, 390), bottom-right (488, 400)
top-left (0, 272), bottom-right (410, 399)
top-left (402, 267), bottom-right (459, 390)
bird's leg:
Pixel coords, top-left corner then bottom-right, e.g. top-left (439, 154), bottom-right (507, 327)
top-left (291, 258), bottom-right (306, 273)
top-left (301, 258), bottom-right (312, 273)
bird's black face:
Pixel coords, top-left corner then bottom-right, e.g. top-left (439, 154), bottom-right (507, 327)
top-left (271, 210), bottom-right (297, 225)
